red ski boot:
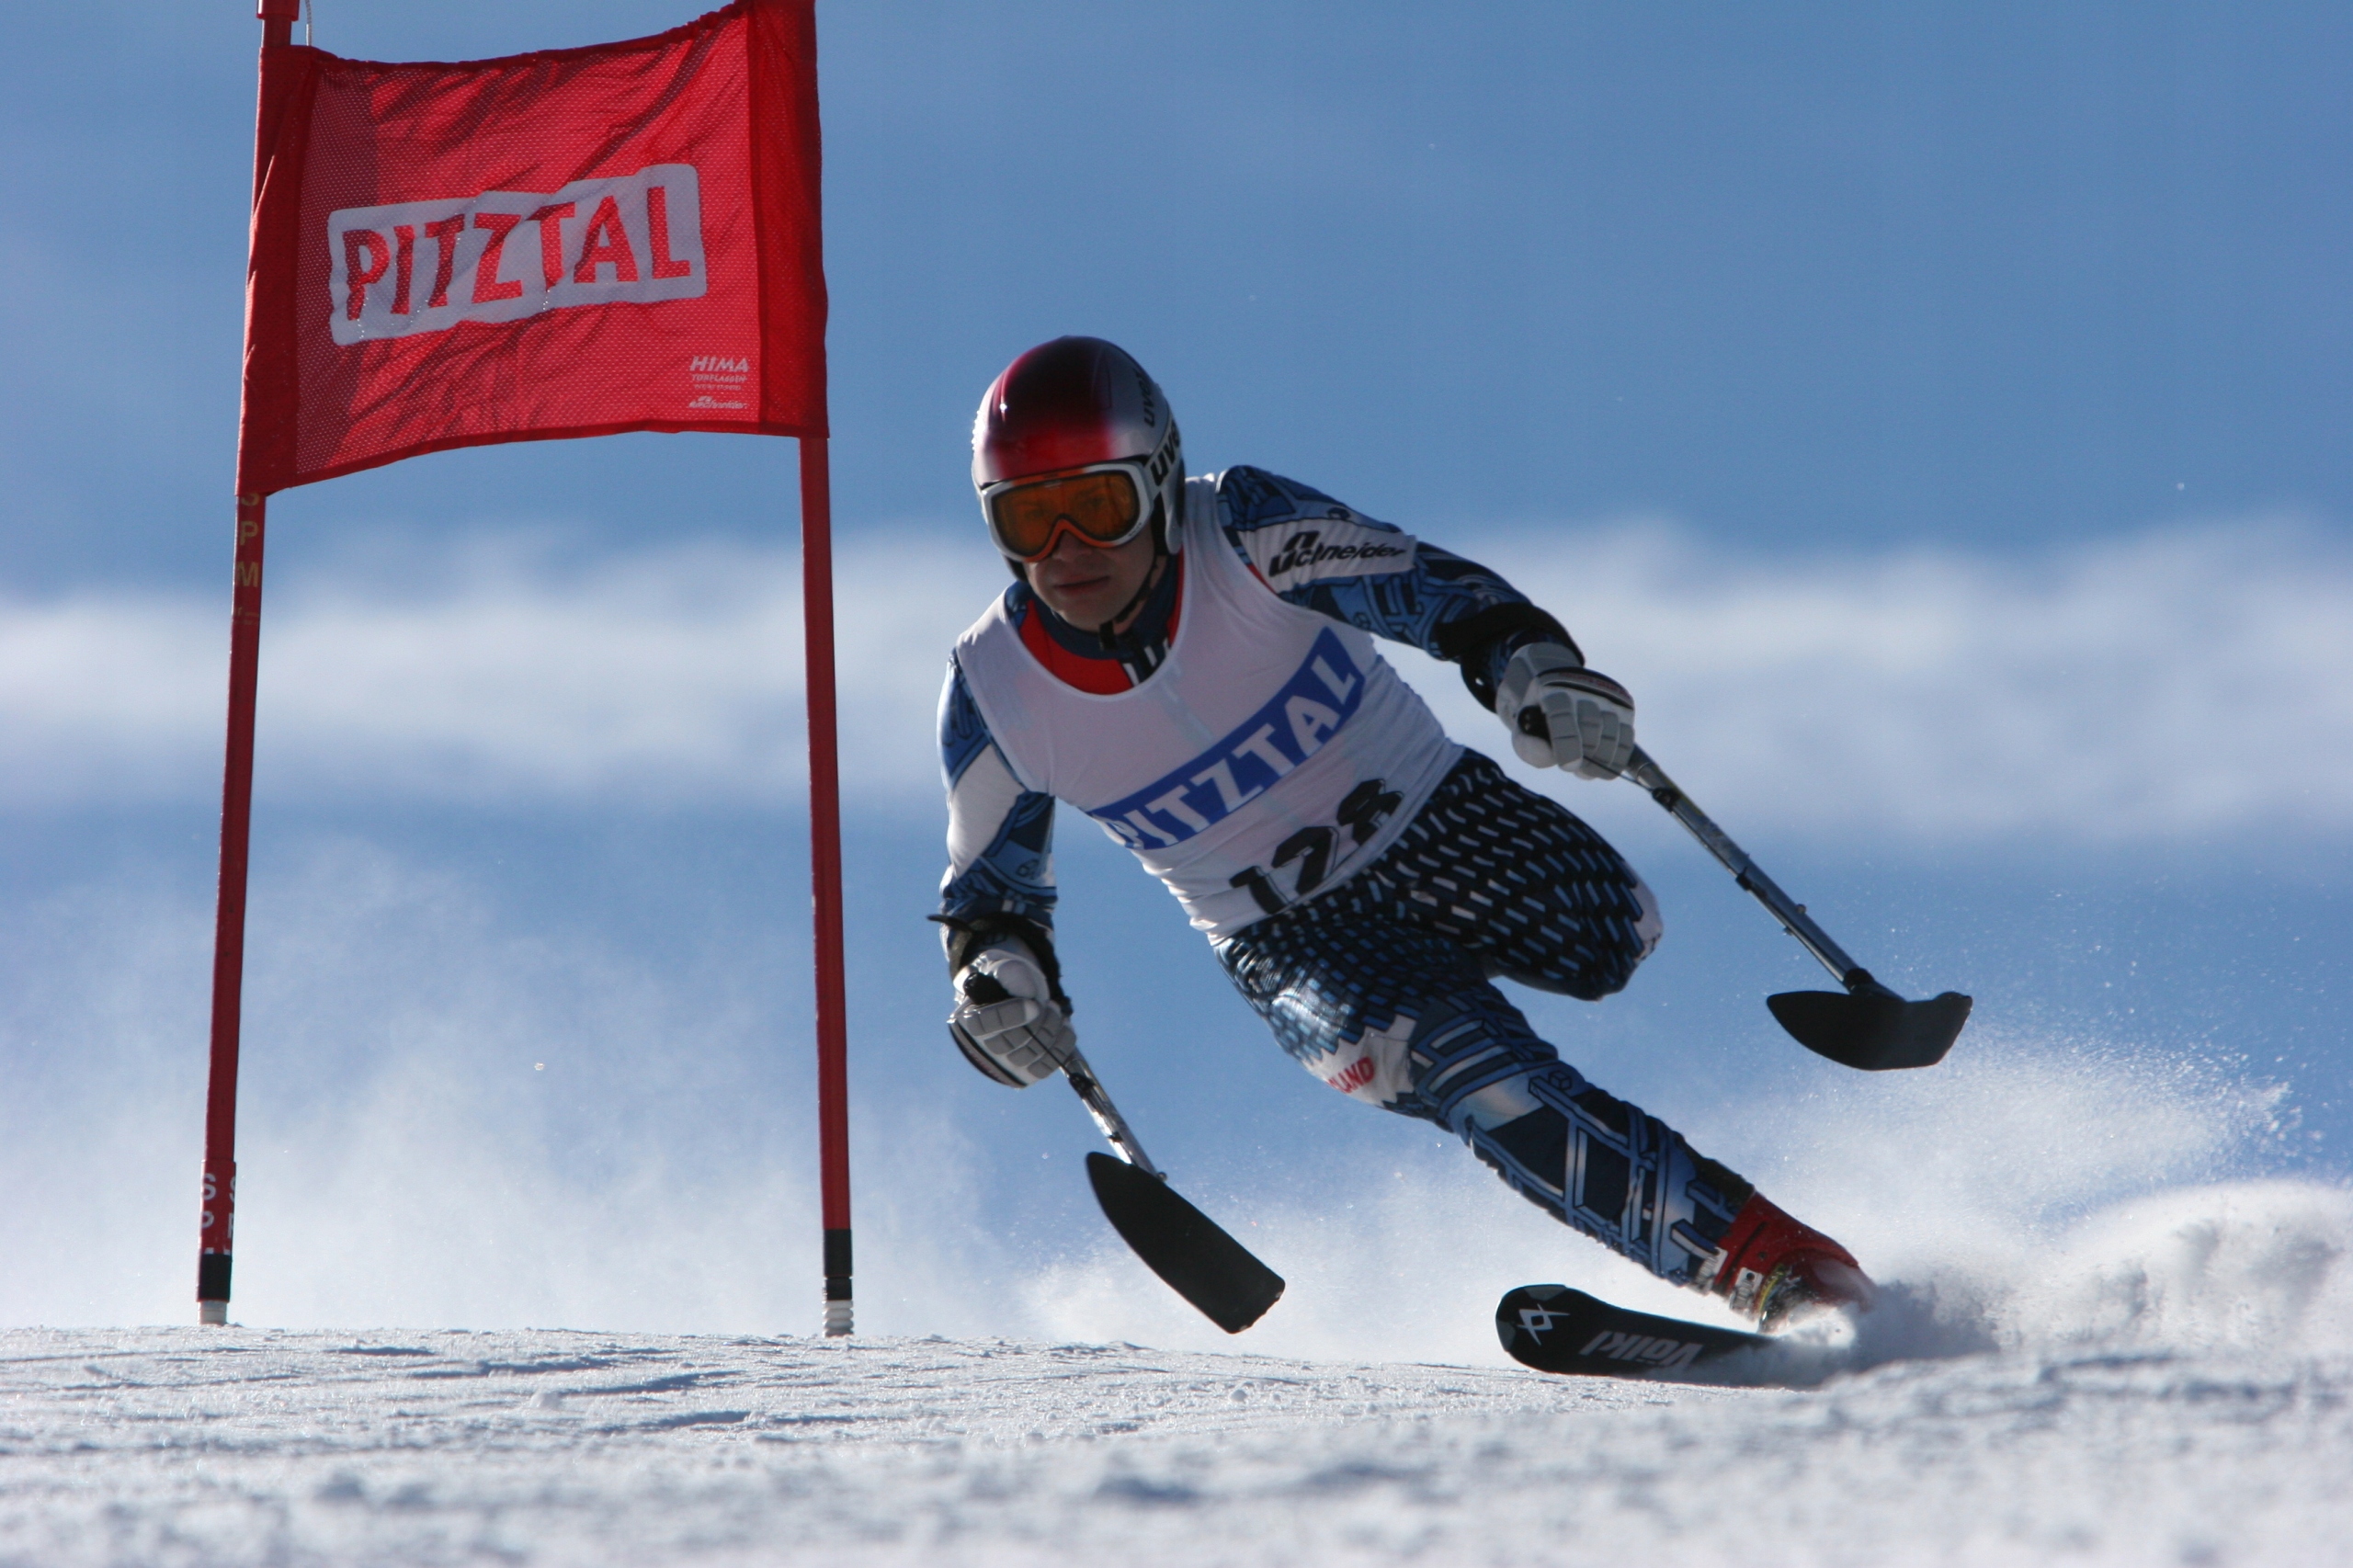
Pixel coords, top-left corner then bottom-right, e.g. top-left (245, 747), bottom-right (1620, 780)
top-left (1700, 1193), bottom-right (1876, 1330)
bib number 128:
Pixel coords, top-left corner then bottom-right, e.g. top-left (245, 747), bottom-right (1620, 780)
top-left (1228, 778), bottom-right (1403, 915)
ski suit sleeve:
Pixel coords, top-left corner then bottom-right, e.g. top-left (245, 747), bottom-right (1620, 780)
top-left (935, 652), bottom-right (1069, 1006)
top-left (1212, 465), bottom-right (1578, 708)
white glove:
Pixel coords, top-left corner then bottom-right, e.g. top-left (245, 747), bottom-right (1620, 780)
top-left (948, 938), bottom-right (1076, 1088)
top-left (1496, 642), bottom-right (1636, 780)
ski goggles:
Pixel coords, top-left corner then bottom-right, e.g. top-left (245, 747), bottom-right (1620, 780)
top-left (982, 462), bottom-right (1153, 562)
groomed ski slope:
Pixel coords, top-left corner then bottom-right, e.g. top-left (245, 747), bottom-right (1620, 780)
top-left (6, 1181), bottom-right (2350, 1568)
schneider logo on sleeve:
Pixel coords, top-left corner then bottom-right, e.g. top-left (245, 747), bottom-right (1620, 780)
top-left (326, 164), bottom-right (708, 346)
top-left (1265, 529), bottom-right (1408, 577)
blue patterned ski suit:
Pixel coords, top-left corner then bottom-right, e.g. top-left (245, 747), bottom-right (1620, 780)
top-left (938, 468), bottom-right (1755, 1287)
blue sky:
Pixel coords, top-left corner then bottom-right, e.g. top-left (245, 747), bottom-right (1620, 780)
top-left (0, 2), bottom-right (2347, 1351)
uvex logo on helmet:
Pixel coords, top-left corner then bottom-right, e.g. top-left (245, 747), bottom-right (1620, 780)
top-left (972, 336), bottom-right (1188, 554)
top-left (326, 165), bottom-right (708, 347)
top-left (1141, 416), bottom-right (1181, 487)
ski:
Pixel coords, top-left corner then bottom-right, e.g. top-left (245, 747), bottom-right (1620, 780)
top-left (1496, 1283), bottom-right (1772, 1381)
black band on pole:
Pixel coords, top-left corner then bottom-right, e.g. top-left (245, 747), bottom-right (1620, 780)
top-left (823, 1227), bottom-right (852, 1301)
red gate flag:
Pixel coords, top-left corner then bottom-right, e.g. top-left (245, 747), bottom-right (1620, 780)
top-left (237, 0), bottom-right (824, 496)
top-left (204, 0), bottom-right (851, 1333)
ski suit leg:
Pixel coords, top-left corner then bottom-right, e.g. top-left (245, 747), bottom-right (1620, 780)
top-left (1214, 752), bottom-right (1752, 1290)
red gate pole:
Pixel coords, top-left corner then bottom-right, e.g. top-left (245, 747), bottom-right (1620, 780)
top-left (198, 493), bottom-right (269, 1324)
top-left (199, 0), bottom-right (301, 1328)
top-left (800, 436), bottom-right (854, 1335)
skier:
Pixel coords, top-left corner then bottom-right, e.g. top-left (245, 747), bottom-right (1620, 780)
top-left (935, 335), bottom-right (1870, 1329)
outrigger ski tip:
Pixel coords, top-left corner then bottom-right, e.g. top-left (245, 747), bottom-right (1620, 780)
top-left (1063, 1048), bottom-right (1286, 1335)
top-left (1768, 977), bottom-right (1972, 1073)
top-left (1496, 1284), bottom-right (1774, 1382)
top-left (1086, 1153), bottom-right (1285, 1335)
top-left (1620, 747), bottom-right (1972, 1072)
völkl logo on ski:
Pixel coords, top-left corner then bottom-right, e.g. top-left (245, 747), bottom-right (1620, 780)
top-left (1496, 1284), bottom-right (1774, 1383)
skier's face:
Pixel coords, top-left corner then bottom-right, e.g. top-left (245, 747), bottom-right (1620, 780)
top-left (1025, 527), bottom-right (1160, 631)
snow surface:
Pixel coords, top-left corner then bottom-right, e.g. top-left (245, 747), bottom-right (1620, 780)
top-left (7, 1181), bottom-right (2350, 1567)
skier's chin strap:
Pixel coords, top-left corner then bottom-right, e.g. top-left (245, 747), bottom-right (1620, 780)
top-left (1095, 529), bottom-right (1172, 648)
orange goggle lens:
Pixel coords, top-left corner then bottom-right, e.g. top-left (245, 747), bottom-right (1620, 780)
top-left (986, 469), bottom-right (1144, 561)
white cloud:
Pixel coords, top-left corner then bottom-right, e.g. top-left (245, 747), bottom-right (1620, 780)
top-left (1460, 517), bottom-right (2353, 842)
top-left (1, 516), bottom-right (2347, 842)
top-left (0, 528), bottom-right (985, 809)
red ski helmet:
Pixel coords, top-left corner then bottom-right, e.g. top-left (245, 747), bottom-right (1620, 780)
top-left (972, 336), bottom-right (1185, 562)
